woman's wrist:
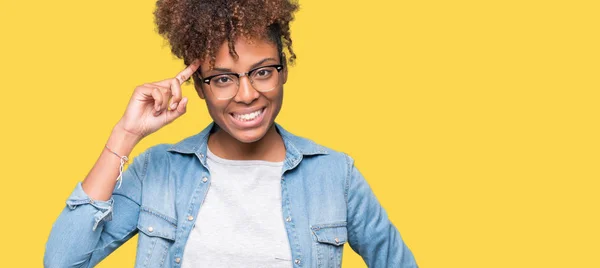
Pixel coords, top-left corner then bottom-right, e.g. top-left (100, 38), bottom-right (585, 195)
top-left (107, 123), bottom-right (142, 157)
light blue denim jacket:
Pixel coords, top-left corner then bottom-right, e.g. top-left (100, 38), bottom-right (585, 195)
top-left (44, 122), bottom-right (417, 268)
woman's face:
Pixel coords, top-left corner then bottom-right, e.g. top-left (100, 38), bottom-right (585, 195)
top-left (194, 36), bottom-right (287, 143)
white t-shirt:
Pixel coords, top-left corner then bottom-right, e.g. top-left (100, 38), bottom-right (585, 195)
top-left (181, 147), bottom-right (293, 267)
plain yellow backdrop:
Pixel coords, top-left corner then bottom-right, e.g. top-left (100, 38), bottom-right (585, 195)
top-left (1, 0), bottom-right (598, 267)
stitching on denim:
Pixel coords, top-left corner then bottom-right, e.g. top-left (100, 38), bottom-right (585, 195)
top-left (140, 206), bottom-right (178, 226)
top-left (157, 240), bottom-right (170, 267)
top-left (329, 243), bottom-right (335, 266)
top-left (310, 223), bottom-right (348, 246)
top-left (174, 171), bottom-right (208, 266)
top-left (343, 154), bottom-right (361, 250)
top-left (343, 153), bottom-right (352, 209)
top-left (142, 238), bottom-right (157, 267)
top-left (311, 222), bottom-right (347, 229)
top-left (316, 241), bottom-right (323, 267)
top-left (141, 150), bottom-right (150, 182)
top-left (282, 178), bottom-right (303, 265)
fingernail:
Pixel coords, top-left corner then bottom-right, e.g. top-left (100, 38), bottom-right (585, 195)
top-left (170, 102), bottom-right (178, 109)
top-left (155, 105), bottom-right (160, 111)
top-left (181, 98), bottom-right (188, 108)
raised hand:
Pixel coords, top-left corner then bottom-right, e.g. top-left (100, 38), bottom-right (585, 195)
top-left (115, 59), bottom-right (201, 141)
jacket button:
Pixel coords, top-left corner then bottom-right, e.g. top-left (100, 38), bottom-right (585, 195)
top-left (335, 237), bottom-right (339, 243)
top-left (188, 215), bottom-right (194, 221)
top-left (202, 177), bottom-right (208, 183)
top-left (147, 226), bottom-right (154, 232)
top-left (285, 216), bottom-right (291, 222)
top-left (175, 257), bottom-right (181, 263)
top-left (294, 259), bottom-right (301, 264)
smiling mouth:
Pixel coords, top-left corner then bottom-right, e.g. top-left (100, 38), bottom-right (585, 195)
top-left (230, 107), bottom-right (266, 122)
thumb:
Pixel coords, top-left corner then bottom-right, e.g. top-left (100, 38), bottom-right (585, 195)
top-left (165, 97), bottom-right (188, 123)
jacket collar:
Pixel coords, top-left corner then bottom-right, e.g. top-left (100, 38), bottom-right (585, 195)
top-left (166, 122), bottom-right (329, 172)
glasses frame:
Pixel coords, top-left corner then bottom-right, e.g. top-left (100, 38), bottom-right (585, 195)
top-left (197, 64), bottom-right (285, 100)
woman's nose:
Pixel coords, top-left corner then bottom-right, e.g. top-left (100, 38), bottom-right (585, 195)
top-left (234, 76), bottom-right (260, 104)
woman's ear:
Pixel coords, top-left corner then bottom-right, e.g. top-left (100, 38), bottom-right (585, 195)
top-left (281, 53), bottom-right (288, 84)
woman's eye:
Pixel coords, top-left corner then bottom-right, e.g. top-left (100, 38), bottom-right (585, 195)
top-left (256, 69), bottom-right (272, 77)
top-left (215, 76), bottom-right (232, 84)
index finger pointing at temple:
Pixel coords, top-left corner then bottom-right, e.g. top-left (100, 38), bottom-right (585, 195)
top-left (175, 59), bottom-right (201, 85)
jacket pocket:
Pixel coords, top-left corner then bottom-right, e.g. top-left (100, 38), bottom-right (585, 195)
top-left (136, 207), bottom-right (177, 268)
top-left (311, 222), bottom-right (348, 268)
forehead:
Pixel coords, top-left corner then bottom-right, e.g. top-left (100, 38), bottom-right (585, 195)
top-left (203, 36), bottom-right (279, 72)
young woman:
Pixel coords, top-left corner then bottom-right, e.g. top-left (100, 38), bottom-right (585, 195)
top-left (44, 0), bottom-right (417, 267)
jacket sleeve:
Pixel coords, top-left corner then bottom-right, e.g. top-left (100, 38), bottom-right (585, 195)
top-left (44, 150), bottom-right (149, 268)
top-left (344, 154), bottom-right (418, 267)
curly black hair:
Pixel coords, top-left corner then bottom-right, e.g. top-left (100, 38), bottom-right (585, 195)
top-left (154, 0), bottom-right (299, 68)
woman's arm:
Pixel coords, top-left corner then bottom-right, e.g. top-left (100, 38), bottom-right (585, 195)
top-left (43, 127), bottom-right (147, 267)
top-left (345, 154), bottom-right (418, 267)
top-left (80, 124), bottom-right (142, 201)
top-left (43, 61), bottom-right (199, 267)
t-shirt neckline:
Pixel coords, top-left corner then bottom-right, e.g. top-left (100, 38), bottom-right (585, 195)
top-left (206, 146), bottom-right (284, 167)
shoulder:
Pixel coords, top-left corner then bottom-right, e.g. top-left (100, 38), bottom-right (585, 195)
top-left (285, 132), bottom-right (357, 203)
top-left (134, 143), bottom-right (175, 161)
top-left (129, 143), bottom-right (195, 176)
top-left (280, 127), bottom-right (354, 171)
top-left (299, 135), bottom-right (350, 161)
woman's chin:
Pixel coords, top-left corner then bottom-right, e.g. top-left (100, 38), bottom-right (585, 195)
top-left (231, 128), bottom-right (269, 144)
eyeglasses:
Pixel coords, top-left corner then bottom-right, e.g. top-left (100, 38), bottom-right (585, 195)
top-left (197, 64), bottom-right (284, 100)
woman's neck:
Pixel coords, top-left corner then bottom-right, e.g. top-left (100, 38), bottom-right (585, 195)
top-left (207, 124), bottom-right (286, 162)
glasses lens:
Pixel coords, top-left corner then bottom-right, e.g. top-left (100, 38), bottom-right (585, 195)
top-left (209, 74), bottom-right (238, 99)
top-left (251, 66), bottom-right (280, 92)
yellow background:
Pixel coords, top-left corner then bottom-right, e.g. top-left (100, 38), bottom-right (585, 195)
top-left (1, 0), bottom-right (598, 267)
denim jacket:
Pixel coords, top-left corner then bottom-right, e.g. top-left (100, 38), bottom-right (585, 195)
top-left (44, 122), bottom-right (417, 268)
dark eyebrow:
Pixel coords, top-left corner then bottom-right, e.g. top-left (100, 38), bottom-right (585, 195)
top-left (207, 57), bottom-right (278, 75)
top-left (249, 58), bottom-right (278, 70)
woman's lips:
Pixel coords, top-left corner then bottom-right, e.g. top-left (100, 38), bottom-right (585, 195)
top-left (229, 107), bottom-right (267, 128)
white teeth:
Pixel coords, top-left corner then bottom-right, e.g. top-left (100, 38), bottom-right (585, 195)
top-left (234, 109), bottom-right (263, 122)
